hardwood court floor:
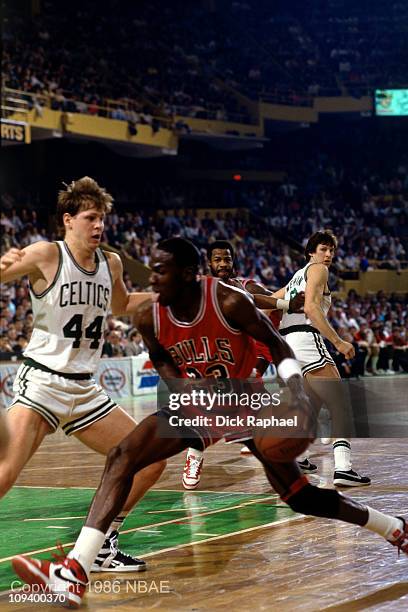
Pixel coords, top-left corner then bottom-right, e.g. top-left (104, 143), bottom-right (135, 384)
top-left (0, 389), bottom-right (407, 611)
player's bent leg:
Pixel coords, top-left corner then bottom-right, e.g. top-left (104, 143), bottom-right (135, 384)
top-left (248, 444), bottom-right (407, 556)
top-left (12, 414), bottom-right (192, 605)
top-left (85, 414), bottom-right (189, 533)
top-left (305, 365), bottom-right (371, 487)
top-left (284, 479), bottom-right (407, 552)
top-left (74, 406), bottom-right (167, 507)
top-left (59, 413), bottom-right (192, 583)
top-left (0, 405), bottom-right (53, 498)
top-left (74, 406), bottom-right (166, 572)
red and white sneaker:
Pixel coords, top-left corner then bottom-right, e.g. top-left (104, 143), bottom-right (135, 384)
top-left (182, 449), bottom-right (204, 490)
top-left (389, 517), bottom-right (408, 555)
top-left (12, 553), bottom-right (88, 609)
top-left (240, 445), bottom-right (252, 455)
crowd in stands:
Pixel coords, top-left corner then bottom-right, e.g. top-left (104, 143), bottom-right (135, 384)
top-left (219, 0), bottom-right (408, 98)
top-left (2, 0), bottom-right (249, 124)
top-left (2, 1), bottom-right (407, 374)
top-left (1, 174), bottom-right (407, 370)
top-left (3, 0), bottom-right (407, 125)
top-left (328, 291), bottom-right (408, 377)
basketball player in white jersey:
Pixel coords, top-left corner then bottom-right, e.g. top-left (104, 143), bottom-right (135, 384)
top-left (0, 177), bottom-right (165, 571)
top-left (275, 230), bottom-right (370, 486)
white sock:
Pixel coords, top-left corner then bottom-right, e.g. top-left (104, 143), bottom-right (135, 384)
top-left (333, 439), bottom-right (352, 471)
top-left (68, 526), bottom-right (105, 578)
top-left (106, 511), bottom-right (129, 540)
top-left (188, 447), bottom-right (203, 460)
top-left (365, 508), bottom-right (404, 541)
top-left (297, 448), bottom-right (310, 462)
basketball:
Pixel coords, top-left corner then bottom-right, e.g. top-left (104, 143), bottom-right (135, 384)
top-left (251, 390), bottom-right (316, 462)
top-left (254, 435), bottom-right (311, 463)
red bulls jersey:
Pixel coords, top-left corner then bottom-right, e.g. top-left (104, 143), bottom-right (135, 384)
top-left (240, 278), bottom-right (281, 363)
top-left (153, 276), bottom-right (257, 379)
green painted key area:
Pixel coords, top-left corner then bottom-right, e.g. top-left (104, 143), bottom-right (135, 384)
top-left (0, 487), bottom-right (296, 592)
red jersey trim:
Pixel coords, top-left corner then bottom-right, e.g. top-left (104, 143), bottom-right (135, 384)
top-left (211, 278), bottom-right (242, 335)
top-left (166, 277), bottom-right (207, 328)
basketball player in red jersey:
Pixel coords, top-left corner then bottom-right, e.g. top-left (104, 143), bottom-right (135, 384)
top-left (183, 240), bottom-right (304, 488)
top-left (206, 240), bottom-right (304, 375)
top-left (12, 238), bottom-right (407, 608)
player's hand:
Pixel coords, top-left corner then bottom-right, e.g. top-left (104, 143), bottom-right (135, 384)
top-left (336, 340), bottom-right (355, 360)
top-left (0, 248), bottom-right (24, 272)
top-left (287, 375), bottom-right (317, 438)
top-left (288, 291), bottom-right (305, 314)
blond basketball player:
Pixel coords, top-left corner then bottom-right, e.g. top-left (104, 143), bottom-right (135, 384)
top-left (275, 230), bottom-right (371, 486)
top-left (0, 177), bottom-right (164, 571)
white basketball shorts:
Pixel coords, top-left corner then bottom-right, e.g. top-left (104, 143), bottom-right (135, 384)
top-left (282, 330), bottom-right (335, 376)
top-left (9, 362), bottom-right (118, 435)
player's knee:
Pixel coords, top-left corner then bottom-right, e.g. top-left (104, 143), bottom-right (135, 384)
top-left (106, 443), bottom-right (137, 480)
top-left (286, 484), bottom-right (340, 518)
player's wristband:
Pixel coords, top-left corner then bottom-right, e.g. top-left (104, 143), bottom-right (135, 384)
top-left (277, 358), bottom-right (302, 382)
top-left (276, 299), bottom-right (290, 312)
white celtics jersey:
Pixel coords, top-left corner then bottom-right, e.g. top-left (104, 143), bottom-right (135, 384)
top-left (280, 262), bottom-right (331, 331)
top-left (24, 241), bottom-right (113, 374)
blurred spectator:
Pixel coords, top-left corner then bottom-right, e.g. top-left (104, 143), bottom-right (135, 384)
top-left (101, 330), bottom-right (125, 358)
top-left (124, 330), bottom-right (146, 357)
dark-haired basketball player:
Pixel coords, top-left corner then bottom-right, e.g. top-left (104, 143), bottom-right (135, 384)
top-left (12, 237), bottom-right (407, 608)
top-left (183, 239), bottom-right (303, 489)
top-left (275, 230), bottom-right (370, 486)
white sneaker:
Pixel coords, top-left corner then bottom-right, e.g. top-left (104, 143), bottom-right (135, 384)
top-left (320, 438), bottom-right (331, 444)
top-left (91, 530), bottom-right (146, 573)
top-left (240, 445), bottom-right (252, 455)
top-left (182, 450), bottom-right (204, 490)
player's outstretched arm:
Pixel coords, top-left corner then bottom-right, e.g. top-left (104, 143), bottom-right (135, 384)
top-left (218, 283), bottom-right (307, 393)
top-left (304, 264), bottom-right (354, 359)
top-left (134, 299), bottom-right (182, 380)
top-left (107, 251), bottom-right (152, 315)
top-left (0, 242), bottom-right (54, 284)
top-left (246, 281), bottom-right (304, 313)
top-left (219, 282), bottom-right (293, 362)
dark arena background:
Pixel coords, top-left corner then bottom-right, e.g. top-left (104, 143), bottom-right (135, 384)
top-left (1, 0), bottom-right (407, 610)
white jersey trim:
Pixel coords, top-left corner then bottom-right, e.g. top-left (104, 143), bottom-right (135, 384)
top-left (63, 241), bottom-right (100, 275)
top-left (30, 242), bottom-right (63, 299)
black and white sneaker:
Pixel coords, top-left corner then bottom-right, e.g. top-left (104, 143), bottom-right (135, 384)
top-left (297, 459), bottom-right (318, 473)
top-left (333, 470), bottom-right (371, 487)
top-left (91, 530), bottom-right (147, 573)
